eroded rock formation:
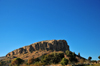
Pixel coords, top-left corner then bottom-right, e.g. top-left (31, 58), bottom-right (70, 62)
top-left (6, 40), bottom-right (69, 57)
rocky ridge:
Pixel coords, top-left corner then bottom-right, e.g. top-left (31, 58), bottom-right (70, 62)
top-left (6, 40), bottom-right (69, 57)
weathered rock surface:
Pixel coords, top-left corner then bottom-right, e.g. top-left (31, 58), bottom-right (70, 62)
top-left (6, 40), bottom-right (69, 57)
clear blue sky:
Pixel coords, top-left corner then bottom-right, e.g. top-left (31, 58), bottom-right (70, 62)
top-left (0, 0), bottom-right (100, 60)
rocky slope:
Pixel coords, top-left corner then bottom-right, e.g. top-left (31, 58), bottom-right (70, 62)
top-left (6, 40), bottom-right (69, 57)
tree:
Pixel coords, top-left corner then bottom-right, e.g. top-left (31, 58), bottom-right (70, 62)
top-left (60, 58), bottom-right (68, 66)
top-left (78, 52), bottom-right (80, 56)
top-left (88, 56), bottom-right (92, 61)
top-left (65, 50), bottom-right (78, 63)
top-left (98, 56), bottom-right (100, 60)
top-left (65, 50), bottom-right (72, 57)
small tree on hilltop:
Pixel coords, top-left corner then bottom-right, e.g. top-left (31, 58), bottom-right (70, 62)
top-left (78, 52), bottom-right (80, 56)
top-left (98, 56), bottom-right (100, 60)
top-left (88, 56), bottom-right (92, 64)
top-left (88, 56), bottom-right (92, 61)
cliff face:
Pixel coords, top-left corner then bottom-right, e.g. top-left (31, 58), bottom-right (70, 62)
top-left (6, 40), bottom-right (69, 57)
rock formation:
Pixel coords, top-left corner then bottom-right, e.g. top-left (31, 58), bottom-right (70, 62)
top-left (6, 40), bottom-right (69, 57)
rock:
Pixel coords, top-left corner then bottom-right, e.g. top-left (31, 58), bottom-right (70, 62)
top-left (6, 40), bottom-right (69, 57)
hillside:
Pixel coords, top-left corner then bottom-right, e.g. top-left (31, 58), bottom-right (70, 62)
top-left (0, 40), bottom-right (89, 66)
top-left (6, 40), bottom-right (69, 59)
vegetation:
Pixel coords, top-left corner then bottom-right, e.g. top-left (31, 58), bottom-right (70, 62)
top-left (88, 56), bottom-right (92, 61)
top-left (60, 58), bottom-right (68, 66)
top-left (34, 58), bottom-right (40, 62)
top-left (78, 52), bottom-right (80, 56)
top-left (27, 57), bottom-right (40, 64)
top-left (98, 56), bottom-right (100, 60)
top-left (10, 58), bottom-right (24, 66)
top-left (33, 62), bottom-right (45, 66)
top-left (0, 60), bottom-right (7, 66)
top-left (41, 52), bottom-right (64, 64)
top-left (91, 60), bottom-right (97, 64)
top-left (1, 51), bottom-right (100, 66)
top-left (65, 50), bottom-right (78, 63)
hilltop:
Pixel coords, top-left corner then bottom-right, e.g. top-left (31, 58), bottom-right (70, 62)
top-left (6, 40), bottom-right (69, 60)
top-left (0, 40), bottom-right (88, 66)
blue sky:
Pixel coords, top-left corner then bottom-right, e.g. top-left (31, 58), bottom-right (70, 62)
top-left (0, 0), bottom-right (100, 60)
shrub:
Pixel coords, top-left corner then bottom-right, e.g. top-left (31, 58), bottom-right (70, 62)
top-left (7, 60), bottom-right (11, 63)
top-left (60, 58), bottom-right (68, 66)
top-left (34, 62), bottom-right (45, 66)
top-left (98, 56), bottom-right (100, 60)
top-left (11, 58), bottom-right (24, 66)
top-left (9, 63), bottom-right (12, 66)
top-left (34, 58), bottom-right (40, 62)
top-left (41, 52), bottom-right (64, 64)
top-left (65, 50), bottom-right (78, 63)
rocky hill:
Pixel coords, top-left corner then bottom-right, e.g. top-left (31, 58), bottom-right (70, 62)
top-left (6, 40), bottom-right (69, 57)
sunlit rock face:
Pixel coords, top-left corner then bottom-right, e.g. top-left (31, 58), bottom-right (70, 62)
top-left (6, 40), bottom-right (69, 57)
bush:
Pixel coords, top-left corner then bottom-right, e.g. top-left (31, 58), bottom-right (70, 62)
top-left (41, 52), bottom-right (64, 64)
top-left (7, 60), bottom-right (11, 63)
top-left (11, 58), bottom-right (24, 66)
top-left (34, 62), bottom-right (45, 66)
top-left (34, 58), bottom-right (40, 62)
top-left (60, 58), bottom-right (68, 66)
top-left (65, 50), bottom-right (78, 63)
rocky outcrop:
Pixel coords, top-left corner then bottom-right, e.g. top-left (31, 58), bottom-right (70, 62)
top-left (6, 40), bottom-right (69, 57)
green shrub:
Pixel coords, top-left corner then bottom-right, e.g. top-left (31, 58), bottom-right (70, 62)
top-left (60, 58), bottom-right (68, 66)
top-left (65, 50), bottom-right (78, 63)
top-left (7, 60), bottom-right (11, 63)
top-left (34, 62), bottom-right (45, 66)
top-left (34, 58), bottom-right (40, 62)
top-left (41, 52), bottom-right (64, 64)
top-left (11, 58), bottom-right (24, 66)
top-left (9, 63), bottom-right (12, 66)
